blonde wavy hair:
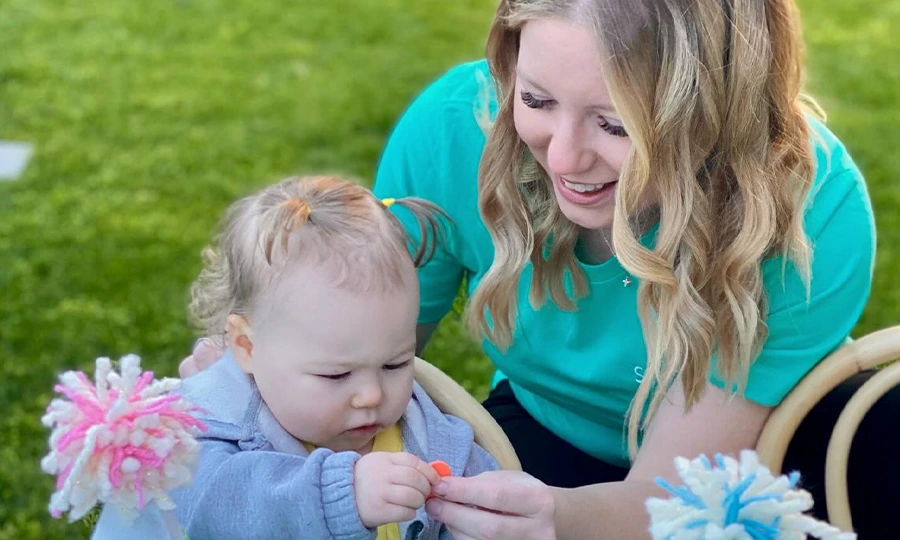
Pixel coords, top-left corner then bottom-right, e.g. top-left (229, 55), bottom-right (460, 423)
top-left (466, 0), bottom-right (818, 458)
top-left (190, 175), bottom-right (445, 342)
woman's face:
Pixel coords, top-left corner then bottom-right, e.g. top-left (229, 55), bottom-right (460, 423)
top-left (513, 17), bottom-right (632, 232)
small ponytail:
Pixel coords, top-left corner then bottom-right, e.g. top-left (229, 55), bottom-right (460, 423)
top-left (264, 198), bottom-right (312, 264)
top-left (382, 197), bottom-right (450, 268)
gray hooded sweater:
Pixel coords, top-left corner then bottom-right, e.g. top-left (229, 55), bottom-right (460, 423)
top-left (166, 351), bottom-right (499, 539)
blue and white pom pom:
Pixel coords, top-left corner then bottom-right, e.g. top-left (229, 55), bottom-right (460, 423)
top-left (646, 450), bottom-right (856, 540)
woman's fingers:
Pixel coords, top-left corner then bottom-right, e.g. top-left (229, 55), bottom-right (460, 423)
top-left (193, 337), bottom-right (225, 367)
top-left (424, 472), bottom-right (557, 540)
top-left (178, 355), bottom-right (201, 378)
top-left (425, 498), bottom-right (504, 539)
top-left (425, 498), bottom-right (553, 540)
top-left (179, 338), bottom-right (226, 378)
top-left (432, 471), bottom-right (553, 515)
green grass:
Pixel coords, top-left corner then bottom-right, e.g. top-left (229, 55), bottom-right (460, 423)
top-left (0, 0), bottom-right (897, 538)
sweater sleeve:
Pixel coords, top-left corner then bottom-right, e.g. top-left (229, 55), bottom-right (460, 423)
top-left (171, 439), bottom-right (375, 540)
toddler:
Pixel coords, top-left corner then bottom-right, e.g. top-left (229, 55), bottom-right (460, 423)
top-left (170, 175), bottom-right (497, 538)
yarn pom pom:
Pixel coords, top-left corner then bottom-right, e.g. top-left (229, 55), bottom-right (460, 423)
top-left (646, 450), bottom-right (856, 540)
top-left (41, 355), bottom-right (206, 522)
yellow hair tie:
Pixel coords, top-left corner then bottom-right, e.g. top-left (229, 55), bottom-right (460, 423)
top-left (381, 198), bottom-right (396, 208)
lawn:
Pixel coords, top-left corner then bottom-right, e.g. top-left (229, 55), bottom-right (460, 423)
top-left (1, 0), bottom-right (897, 538)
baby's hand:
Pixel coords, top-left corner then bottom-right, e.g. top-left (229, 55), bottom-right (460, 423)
top-left (355, 452), bottom-right (442, 528)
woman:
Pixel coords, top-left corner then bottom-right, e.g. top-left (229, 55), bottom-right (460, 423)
top-left (184, 0), bottom-right (898, 537)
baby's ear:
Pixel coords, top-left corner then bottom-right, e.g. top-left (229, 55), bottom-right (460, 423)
top-left (226, 314), bottom-right (255, 374)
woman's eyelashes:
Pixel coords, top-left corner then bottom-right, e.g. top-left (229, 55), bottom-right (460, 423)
top-left (520, 89), bottom-right (551, 109)
top-left (519, 90), bottom-right (629, 138)
top-left (598, 117), bottom-right (628, 138)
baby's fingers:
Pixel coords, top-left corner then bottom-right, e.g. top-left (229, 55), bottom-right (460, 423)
top-left (385, 484), bottom-right (429, 512)
top-left (415, 458), bottom-right (442, 487)
top-left (389, 453), bottom-right (442, 487)
top-left (389, 463), bottom-right (434, 496)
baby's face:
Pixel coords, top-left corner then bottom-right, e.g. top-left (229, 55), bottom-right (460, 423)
top-left (249, 264), bottom-right (418, 453)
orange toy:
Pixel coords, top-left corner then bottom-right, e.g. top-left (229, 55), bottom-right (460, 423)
top-left (430, 460), bottom-right (452, 478)
top-left (427, 460), bottom-right (452, 501)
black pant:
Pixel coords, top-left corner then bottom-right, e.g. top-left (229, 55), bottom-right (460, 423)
top-left (483, 374), bottom-right (899, 538)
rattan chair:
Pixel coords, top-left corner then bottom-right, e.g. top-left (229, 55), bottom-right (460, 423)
top-left (414, 357), bottom-right (522, 471)
top-left (756, 325), bottom-right (900, 532)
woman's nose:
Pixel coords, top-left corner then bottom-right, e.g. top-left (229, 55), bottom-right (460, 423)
top-left (546, 119), bottom-right (595, 177)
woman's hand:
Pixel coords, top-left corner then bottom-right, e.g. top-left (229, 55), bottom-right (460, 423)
top-left (425, 470), bottom-right (556, 540)
top-left (178, 337), bottom-right (226, 378)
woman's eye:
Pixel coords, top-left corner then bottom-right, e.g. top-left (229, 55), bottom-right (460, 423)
top-left (383, 360), bottom-right (412, 371)
top-left (520, 90), bottom-right (551, 109)
top-left (318, 372), bottom-right (351, 381)
top-left (598, 117), bottom-right (628, 138)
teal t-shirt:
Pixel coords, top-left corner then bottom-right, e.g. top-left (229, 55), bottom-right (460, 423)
top-left (373, 60), bottom-right (876, 467)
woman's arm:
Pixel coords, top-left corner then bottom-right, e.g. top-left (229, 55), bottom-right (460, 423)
top-left (552, 382), bottom-right (771, 539)
top-left (416, 322), bottom-right (439, 356)
top-left (426, 382), bottom-right (770, 539)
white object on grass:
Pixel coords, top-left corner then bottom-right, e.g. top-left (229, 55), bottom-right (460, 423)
top-left (0, 141), bottom-right (33, 180)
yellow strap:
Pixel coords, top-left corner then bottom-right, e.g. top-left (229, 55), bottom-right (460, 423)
top-left (371, 424), bottom-right (403, 540)
top-left (371, 423), bottom-right (403, 452)
top-left (303, 426), bottom-right (404, 540)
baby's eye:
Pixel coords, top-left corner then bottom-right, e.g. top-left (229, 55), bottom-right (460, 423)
top-left (318, 372), bottom-right (351, 381)
top-left (383, 360), bottom-right (412, 371)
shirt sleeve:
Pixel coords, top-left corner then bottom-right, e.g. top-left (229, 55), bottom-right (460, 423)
top-left (372, 73), bottom-right (477, 325)
top-left (710, 166), bottom-right (876, 406)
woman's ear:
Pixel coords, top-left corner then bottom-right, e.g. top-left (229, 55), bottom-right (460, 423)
top-left (226, 314), bottom-right (255, 374)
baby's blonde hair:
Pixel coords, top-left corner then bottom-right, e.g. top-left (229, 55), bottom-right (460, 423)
top-left (190, 175), bottom-right (445, 340)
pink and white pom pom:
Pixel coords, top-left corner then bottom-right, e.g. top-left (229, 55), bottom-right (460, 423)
top-left (41, 354), bottom-right (206, 522)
